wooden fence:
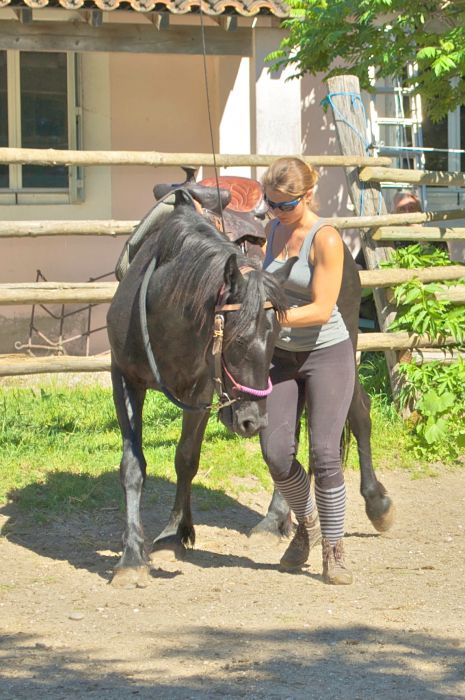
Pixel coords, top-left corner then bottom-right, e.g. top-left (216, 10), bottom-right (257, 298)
top-left (0, 147), bottom-right (464, 377)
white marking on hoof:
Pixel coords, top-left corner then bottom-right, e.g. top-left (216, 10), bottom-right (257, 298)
top-left (150, 547), bottom-right (182, 565)
top-left (111, 566), bottom-right (150, 589)
top-left (372, 503), bottom-right (396, 532)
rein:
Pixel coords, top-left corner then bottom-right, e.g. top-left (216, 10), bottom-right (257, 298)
top-left (139, 257), bottom-right (273, 413)
top-left (139, 256), bottom-right (204, 411)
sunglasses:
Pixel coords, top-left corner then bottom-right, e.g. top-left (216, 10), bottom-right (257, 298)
top-left (265, 194), bottom-right (305, 212)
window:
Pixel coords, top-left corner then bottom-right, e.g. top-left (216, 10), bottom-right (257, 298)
top-left (422, 105), bottom-right (465, 210)
top-left (0, 50), bottom-right (82, 204)
top-left (422, 108), bottom-right (465, 172)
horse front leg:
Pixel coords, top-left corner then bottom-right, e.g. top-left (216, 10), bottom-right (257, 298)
top-left (152, 410), bottom-right (210, 561)
top-left (349, 378), bottom-right (395, 532)
top-left (110, 363), bottom-right (149, 588)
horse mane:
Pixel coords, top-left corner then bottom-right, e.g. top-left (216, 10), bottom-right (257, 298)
top-left (154, 206), bottom-right (288, 334)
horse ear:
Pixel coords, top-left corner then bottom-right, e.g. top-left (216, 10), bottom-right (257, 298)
top-left (270, 256), bottom-right (298, 284)
top-left (223, 253), bottom-right (246, 300)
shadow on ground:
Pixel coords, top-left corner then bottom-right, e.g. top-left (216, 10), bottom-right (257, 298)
top-left (0, 471), bottom-right (272, 580)
top-left (0, 624), bottom-right (463, 699)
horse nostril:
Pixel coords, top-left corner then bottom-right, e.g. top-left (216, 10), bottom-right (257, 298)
top-left (240, 419), bottom-right (257, 435)
top-left (240, 411), bottom-right (268, 436)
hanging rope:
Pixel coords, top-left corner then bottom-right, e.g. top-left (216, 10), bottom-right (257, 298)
top-left (198, 4), bottom-right (226, 234)
top-left (321, 91), bottom-right (383, 216)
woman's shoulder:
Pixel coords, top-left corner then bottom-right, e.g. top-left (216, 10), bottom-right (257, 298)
top-left (313, 221), bottom-right (341, 242)
top-left (303, 218), bottom-right (338, 247)
top-left (309, 221), bottom-right (343, 262)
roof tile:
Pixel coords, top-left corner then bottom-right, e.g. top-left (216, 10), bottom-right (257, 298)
top-left (1, 0), bottom-right (288, 15)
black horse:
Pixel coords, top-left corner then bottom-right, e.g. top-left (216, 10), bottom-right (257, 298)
top-left (107, 194), bottom-right (294, 588)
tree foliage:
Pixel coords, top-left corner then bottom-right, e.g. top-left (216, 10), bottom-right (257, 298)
top-left (267, 0), bottom-right (465, 121)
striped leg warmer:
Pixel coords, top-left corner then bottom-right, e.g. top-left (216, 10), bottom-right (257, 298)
top-left (315, 483), bottom-right (346, 544)
top-left (274, 462), bottom-right (316, 523)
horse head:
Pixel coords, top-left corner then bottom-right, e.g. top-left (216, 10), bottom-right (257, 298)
top-left (216, 253), bottom-right (296, 437)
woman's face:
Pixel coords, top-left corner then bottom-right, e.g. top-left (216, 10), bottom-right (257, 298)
top-left (264, 187), bottom-right (309, 224)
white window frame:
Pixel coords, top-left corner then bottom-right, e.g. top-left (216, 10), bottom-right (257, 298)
top-left (0, 50), bottom-right (83, 205)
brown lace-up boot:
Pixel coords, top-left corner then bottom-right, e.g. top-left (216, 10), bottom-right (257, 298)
top-left (322, 537), bottom-right (353, 585)
top-left (279, 510), bottom-right (322, 570)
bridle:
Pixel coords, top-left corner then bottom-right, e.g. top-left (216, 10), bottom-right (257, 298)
top-left (212, 299), bottom-right (274, 409)
top-left (139, 258), bottom-right (274, 413)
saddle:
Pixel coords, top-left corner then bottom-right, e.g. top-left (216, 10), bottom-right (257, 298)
top-left (116, 168), bottom-right (267, 281)
top-left (153, 167), bottom-right (268, 246)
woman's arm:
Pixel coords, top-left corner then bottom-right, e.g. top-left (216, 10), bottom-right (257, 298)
top-left (283, 226), bottom-right (344, 328)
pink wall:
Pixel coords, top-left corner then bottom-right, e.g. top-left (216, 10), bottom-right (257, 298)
top-left (109, 52), bottom-right (223, 220)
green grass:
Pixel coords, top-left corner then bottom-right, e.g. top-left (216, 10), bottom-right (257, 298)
top-left (0, 384), bottom-right (274, 516)
top-left (0, 357), bottom-right (456, 517)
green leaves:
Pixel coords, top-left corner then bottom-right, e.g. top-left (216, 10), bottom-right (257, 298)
top-left (416, 46), bottom-right (439, 61)
top-left (389, 279), bottom-right (455, 341)
top-left (383, 243), bottom-right (465, 461)
top-left (383, 245), bottom-right (465, 345)
top-left (266, 0), bottom-right (465, 122)
top-left (423, 415), bottom-right (448, 445)
top-left (398, 361), bottom-right (465, 460)
top-left (417, 389), bottom-right (455, 417)
top-left (432, 55), bottom-right (457, 78)
top-left (381, 242), bottom-right (451, 269)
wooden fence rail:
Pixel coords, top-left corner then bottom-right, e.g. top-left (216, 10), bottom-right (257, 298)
top-left (372, 226), bottom-right (465, 242)
top-left (0, 148), bottom-right (391, 169)
top-left (2, 210), bottom-right (465, 239)
top-left (0, 220), bottom-right (138, 238)
top-left (1, 267), bottom-right (464, 305)
top-left (360, 165), bottom-right (465, 187)
top-left (0, 282), bottom-right (118, 305)
top-left (0, 330), bottom-right (461, 377)
top-left (358, 266), bottom-right (465, 288)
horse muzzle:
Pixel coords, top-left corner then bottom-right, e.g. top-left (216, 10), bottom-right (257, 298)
top-left (219, 400), bottom-right (268, 437)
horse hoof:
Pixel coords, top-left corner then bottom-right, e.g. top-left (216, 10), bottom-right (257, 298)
top-left (249, 516), bottom-right (289, 542)
top-left (151, 536), bottom-right (186, 563)
top-left (370, 502), bottom-right (396, 532)
top-left (111, 566), bottom-right (150, 589)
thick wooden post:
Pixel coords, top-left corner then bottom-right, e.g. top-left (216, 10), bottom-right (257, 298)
top-left (326, 74), bottom-right (400, 394)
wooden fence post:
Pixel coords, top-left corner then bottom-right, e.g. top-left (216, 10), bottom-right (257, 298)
top-left (325, 74), bottom-right (401, 395)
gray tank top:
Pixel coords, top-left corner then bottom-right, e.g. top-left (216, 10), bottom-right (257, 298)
top-left (263, 219), bottom-right (349, 351)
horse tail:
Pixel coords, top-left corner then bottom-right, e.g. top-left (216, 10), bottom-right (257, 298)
top-left (301, 409), bottom-right (351, 470)
top-left (340, 420), bottom-right (352, 469)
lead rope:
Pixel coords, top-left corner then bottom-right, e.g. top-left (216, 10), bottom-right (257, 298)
top-left (199, 2), bottom-right (226, 235)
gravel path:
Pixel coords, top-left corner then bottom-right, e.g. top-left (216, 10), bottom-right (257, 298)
top-left (0, 467), bottom-right (464, 699)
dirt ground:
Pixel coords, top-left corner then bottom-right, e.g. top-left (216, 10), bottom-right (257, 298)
top-left (0, 466), bottom-right (464, 699)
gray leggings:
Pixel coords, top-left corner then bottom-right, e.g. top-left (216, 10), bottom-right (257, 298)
top-left (260, 338), bottom-right (355, 490)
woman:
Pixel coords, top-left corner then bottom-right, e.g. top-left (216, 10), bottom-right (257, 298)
top-left (261, 157), bottom-right (355, 585)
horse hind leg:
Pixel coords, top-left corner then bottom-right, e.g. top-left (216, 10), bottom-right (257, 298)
top-left (152, 410), bottom-right (210, 563)
top-left (349, 378), bottom-right (395, 532)
top-left (110, 364), bottom-right (150, 589)
top-left (249, 384), bottom-right (306, 541)
top-left (248, 486), bottom-right (293, 540)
